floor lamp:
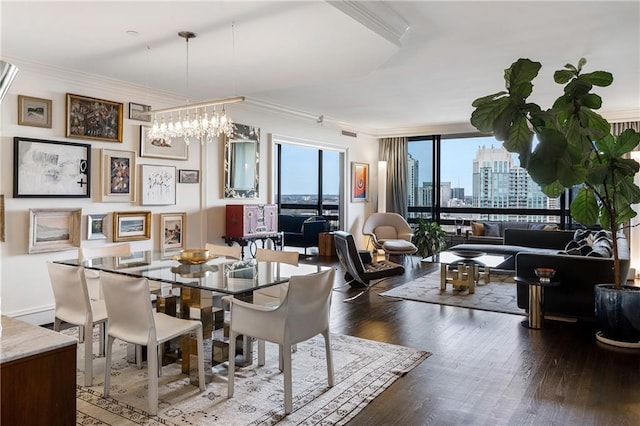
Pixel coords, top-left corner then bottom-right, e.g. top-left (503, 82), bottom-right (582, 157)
top-left (378, 161), bottom-right (387, 213)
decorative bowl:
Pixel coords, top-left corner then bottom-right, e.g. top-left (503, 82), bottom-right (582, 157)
top-left (450, 250), bottom-right (485, 259)
top-left (173, 249), bottom-right (213, 265)
top-left (534, 267), bottom-right (556, 284)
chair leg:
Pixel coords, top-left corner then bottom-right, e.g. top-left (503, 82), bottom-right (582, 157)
top-left (136, 344), bottom-right (142, 369)
top-left (322, 330), bottom-right (335, 387)
top-left (148, 342), bottom-right (159, 416)
top-left (228, 331), bottom-right (237, 398)
top-left (104, 335), bottom-right (115, 398)
top-left (98, 321), bottom-right (106, 357)
top-left (196, 327), bottom-right (205, 391)
top-left (258, 339), bottom-right (265, 366)
top-left (53, 318), bottom-right (62, 332)
top-left (283, 343), bottom-right (293, 414)
top-left (83, 323), bottom-right (93, 387)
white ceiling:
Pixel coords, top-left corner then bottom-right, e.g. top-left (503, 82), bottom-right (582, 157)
top-left (2, 1), bottom-right (639, 136)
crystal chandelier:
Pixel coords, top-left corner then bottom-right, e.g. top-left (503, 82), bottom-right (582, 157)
top-left (148, 96), bottom-right (244, 145)
top-left (147, 31), bottom-right (243, 145)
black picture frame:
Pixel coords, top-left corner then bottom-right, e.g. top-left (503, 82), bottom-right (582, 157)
top-left (14, 137), bottom-right (91, 198)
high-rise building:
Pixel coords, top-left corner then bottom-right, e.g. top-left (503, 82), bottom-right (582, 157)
top-left (473, 145), bottom-right (552, 221)
top-left (407, 153), bottom-right (418, 207)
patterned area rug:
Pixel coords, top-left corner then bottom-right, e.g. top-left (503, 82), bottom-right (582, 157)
top-left (380, 270), bottom-right (525, 316)
top-left (69, 329), bottom-right (430, 425)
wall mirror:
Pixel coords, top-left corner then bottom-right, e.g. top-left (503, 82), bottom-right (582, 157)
top-left (224, 123), bottom-right (260, 198)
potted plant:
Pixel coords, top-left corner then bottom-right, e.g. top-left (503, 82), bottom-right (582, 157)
top-left (470, 58), bottom-right (640, 345)
top-left (412, 217), bottom-right (447, 258)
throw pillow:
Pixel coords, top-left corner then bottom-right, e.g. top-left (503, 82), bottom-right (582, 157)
top-left (543, 224), bottom-right (559, 231)
top-left (483, 222), bottom-right (501, 237)
top-left (471, 221), bottom-right (484, 236)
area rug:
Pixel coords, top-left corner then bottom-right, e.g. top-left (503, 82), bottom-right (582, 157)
top-left (69, 329), bottom-right (430, 425)
top-left (380, 270), bottom-right (525, 316)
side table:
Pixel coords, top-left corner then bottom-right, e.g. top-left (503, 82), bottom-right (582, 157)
top-left (514, 276), bottom-right (560, 329)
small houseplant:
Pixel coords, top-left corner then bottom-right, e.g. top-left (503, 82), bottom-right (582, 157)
top-left (470, 58), bottom-right (640, 343)
top-left (412, 218), bottom-right (447, 258)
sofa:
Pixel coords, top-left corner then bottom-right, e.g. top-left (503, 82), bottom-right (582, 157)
top-left (278, 214), bottom-right (329, 254)
top-left (467, 220), bottom-right (559, 245)
top-left (515, 230), bottom-right (630, 322)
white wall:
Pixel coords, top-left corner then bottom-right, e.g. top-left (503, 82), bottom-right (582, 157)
top-left (0, 61), bottom-right (378, 324)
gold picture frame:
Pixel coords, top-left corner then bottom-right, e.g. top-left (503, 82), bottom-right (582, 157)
top-left (66, 93), bottom-right (123, 142)
top-left (113, 211), bottom-right (151, 242)
top-left (18, 95), bottom-right (52, 128)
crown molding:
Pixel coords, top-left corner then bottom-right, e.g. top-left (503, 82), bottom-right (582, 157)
top-left (327, 1), bottom-right (410, 46)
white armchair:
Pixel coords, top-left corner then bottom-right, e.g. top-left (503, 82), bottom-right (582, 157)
top-left (362, 212), bottom-right (417, 264)
top-left (227, 268), bottom-right (336, 414)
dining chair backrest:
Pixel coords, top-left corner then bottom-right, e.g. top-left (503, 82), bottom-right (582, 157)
top-left (79, 243), bottom-right (132, 300)
top-left (47, 261), bottom-right (92, 326)
top-left (255, 247), bottom-right (299, 266)
top-left (100, 271), bottom-right (155, 346)
top-left (78, 243), bottom-right (131, 262)
top-left (206, 243), bottom-right (242, 260)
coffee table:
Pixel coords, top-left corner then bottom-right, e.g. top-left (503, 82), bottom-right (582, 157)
top-left (423, 250), bottom-right (513, 294)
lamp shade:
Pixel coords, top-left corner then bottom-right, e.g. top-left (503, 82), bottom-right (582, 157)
top-left (0, 61), bottom-right (19, 104)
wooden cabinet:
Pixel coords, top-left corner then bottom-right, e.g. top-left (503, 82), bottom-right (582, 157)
top-left (1, 316), bottom-right (77, 426)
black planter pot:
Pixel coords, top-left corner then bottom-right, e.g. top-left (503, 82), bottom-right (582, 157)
top-left (594, 284), bottom-right (640, 345)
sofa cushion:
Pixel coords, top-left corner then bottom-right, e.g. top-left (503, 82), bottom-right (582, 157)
top-left (471, 221), bottom-right (484, 236)
top-left (484, 222), bottom-right (501, 237)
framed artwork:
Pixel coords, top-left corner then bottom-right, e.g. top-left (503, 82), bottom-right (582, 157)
top-left (86, 213), bottom-right (107, 240)
top-left (101, 149), bottom-right (135, 202)
top-left (0, 195), bottom-right (4, 243)
top-left (14, 137), bottom-right (91, 198)
top-left (351, 162), bottom-right (369, 202)
top-left (129, 102), bottom-right (151, 122)
top-left (28, 208), bottom-right (81, 254)
top-left (66, 93), bottom-right (123, 142)
top-left (140, 164), bottom-right (176, 206)
top-left (113, 211), bottom-right (151, 242)
top-left (178, 169), bottom-right (199, 183)
top-left (160, 212), bottom-right (186, 253)
top-left (17, 95), bottom-right (52, 128)
top-left (139, 125), bottom-right (188, 160)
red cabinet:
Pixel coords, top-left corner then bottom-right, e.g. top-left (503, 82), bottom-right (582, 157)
top-left (225, 204), bottom-right (278, 238)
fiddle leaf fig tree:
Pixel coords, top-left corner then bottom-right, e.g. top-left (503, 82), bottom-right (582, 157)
top-left (471, 58), bottom-right (640, 288)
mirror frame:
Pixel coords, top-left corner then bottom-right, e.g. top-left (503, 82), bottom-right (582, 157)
top-left (224, 123), bottom-right (260, 198)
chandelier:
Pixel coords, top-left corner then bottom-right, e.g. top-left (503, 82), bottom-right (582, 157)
top-left (147, 31), bottom-right (243, 145)
top-left (147, 96), bottom-right (244, 145)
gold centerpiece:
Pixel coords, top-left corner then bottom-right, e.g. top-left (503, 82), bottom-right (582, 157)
top-left (173, 248), bottom-right (213, 265)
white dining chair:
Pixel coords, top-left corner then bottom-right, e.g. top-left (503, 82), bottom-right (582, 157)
top-left (206, 243), bottom-right (242, 260)
top-left (47, 261), bottom-right (108, 387)
top-left (100, 271), bottom-right (206, 416)
top-left (253, 247), bottom-right (300, 365)
top-left (227, 268), bottom-right (336, 415)
top-left (78, 243), bottom-right (131, 301)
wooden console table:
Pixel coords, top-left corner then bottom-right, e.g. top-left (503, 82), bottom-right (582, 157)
top-left (1, 315), bottom-right (77, 425)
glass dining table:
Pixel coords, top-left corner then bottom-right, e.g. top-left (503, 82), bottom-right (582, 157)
top-left (55, 251), bottom-right (329, 379)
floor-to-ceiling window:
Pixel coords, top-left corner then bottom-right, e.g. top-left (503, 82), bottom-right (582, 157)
top-left (273, 139), bottom-right (343, 230)
top-left (408, 134), bottom-right (570, 231)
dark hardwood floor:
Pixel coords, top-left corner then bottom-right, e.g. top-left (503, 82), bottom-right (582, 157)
top-left (306, 254), bottom-right (640, 426)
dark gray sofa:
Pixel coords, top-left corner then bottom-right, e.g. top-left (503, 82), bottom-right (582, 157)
top-left (467, 221), bottom-right (559, 245)
top-left (278, 214), bottom-right (329, 253)
top-left (516, 233), bottom-right (630, 322)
